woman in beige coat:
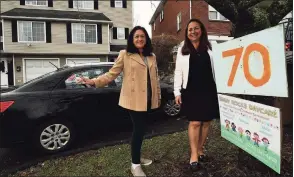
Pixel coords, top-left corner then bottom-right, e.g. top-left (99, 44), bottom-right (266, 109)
top-left (80, 26), bottom-right (161, 177)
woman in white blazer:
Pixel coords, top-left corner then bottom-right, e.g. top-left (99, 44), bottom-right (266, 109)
top-left (173, 19), bottom-right (219, 171)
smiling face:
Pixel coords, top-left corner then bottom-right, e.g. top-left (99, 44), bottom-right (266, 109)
top-left (187, 21), bottom-right (202, 43)
top-left (133, 29), bottom-right (146, 49)
top-left (263, 139), bottom-right (269, 143)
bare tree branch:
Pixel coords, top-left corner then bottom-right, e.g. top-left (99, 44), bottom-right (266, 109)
top-left (267, 0), bottom-right (293, 25)
top-left (238, 0), bottom-right (265, 9)
top-left (152, 34), bottom-right (180, 75)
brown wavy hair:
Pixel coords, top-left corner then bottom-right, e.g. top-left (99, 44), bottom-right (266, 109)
top-left (181, 18), bottom-right (211, 55)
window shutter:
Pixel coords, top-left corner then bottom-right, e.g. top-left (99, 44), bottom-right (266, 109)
top-left (110, 0), bottom-right (114, 7)
top-left (125, 28), bottom-right (129, 39)
top-left (48, 0), bottom-right (53, 7)
top-left (20, 0), bottom-right (25, 5)
top-left (66, 23), bottom-right (72, 43)
top-left (68, 0), bottom-right (73, 8)
top-left (97, 24), bottom-right (102, 44)
top-left (94, 0), bottom-right (98, 9)
top-left (0, 23), bottom-right (2, 36)
top-left (123, 0), bottom-right (127, 8)
top-left (46, 22), bottom-right (52, 43)
top-left (113, 27), bottom-right (117, 39)
top-left (11, 20), bottom-right (18, 42)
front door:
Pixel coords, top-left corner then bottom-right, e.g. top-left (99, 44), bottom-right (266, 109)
top-left (0, 58), bottom-right (8, 88)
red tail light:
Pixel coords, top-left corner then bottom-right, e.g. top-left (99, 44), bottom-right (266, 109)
top-left (0, 101), bottom-right (14, 113)
top-left (286, 42), bottom-right (291, 51)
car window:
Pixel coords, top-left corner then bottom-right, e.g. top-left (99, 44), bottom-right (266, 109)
top-left (65, 68), bottom-right (109, 89)
top-left (114, 72), bottom-right (123, 88)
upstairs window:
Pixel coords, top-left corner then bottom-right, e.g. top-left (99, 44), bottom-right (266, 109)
top-left (18, 21), bottom-right (46, 42)
top-left (25, 0), bottom-right (47, 6)
top-left (209, 5), bottom-right (227, 21)
top-left (160, 10), bottom-right (164, 22)
top-left (73, 0), bottom-right (94, 10)
top-left (115, 0), bottom-right (123, 8)
top-left (72, 23), bottom-right (97, 44)
top-left (177, 12), bottom-right (181, 31)
top-left (117, 27), bottom-right (125, 40)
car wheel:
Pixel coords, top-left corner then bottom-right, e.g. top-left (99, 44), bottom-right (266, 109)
top-left (34, 120), bottom-right (75, 154)
top-left (164, 99), bottom-right (181, 117)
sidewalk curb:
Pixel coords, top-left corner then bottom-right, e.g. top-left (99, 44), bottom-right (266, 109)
top-left (0, 128), bottom-right (187, 176)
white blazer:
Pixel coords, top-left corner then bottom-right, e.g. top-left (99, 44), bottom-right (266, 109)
top-left (173, 44), bottom-right (216, 97)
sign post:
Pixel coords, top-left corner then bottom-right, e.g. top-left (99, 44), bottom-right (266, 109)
top-left (212, 24), bottom-right (289, 174)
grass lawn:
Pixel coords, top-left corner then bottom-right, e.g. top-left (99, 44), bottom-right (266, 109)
top-left (11, 120), bottom-right (292, 177)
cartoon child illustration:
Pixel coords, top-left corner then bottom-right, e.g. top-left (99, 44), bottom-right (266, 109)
top-left (252, 132), bottom-right (261, 146)
top-left (231, 122), bottom-right (236, 132)
top-left (245, 130), bottom-right (251, 141)
top-left (238, 127), bottom-right (244, 138)
top-left (262, 137), bottom-right (270, 152)
top-left (225, 119), bottom-right (230, 131)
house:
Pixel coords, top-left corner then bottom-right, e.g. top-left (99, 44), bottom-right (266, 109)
top-left (0, 0), bottom-right (132, 87)
top-left (149, 0), bottom-right (233, 44)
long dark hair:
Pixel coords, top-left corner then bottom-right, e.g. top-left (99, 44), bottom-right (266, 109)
top-left (181, 19), bottom-right (211, 55)
top-left (126, 26), bottom-right (153, 56)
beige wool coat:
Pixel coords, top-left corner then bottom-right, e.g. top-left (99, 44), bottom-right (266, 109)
top-left (92, 50), bottom-right (161, 111)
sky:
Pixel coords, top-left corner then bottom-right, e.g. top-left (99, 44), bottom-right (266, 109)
top-left (132, 1), bottom-right (160, 37)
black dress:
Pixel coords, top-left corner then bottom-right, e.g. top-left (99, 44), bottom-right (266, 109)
top-left (181, 48), bottom-right (219, 121)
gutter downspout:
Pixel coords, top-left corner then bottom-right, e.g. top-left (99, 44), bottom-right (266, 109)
top-left (189, 0), bottom-right (192, 19)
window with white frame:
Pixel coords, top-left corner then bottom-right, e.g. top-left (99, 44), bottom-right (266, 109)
top-left (115, 0), bottom-right (123, 8)
top-left (72, 23), bottom-right (97, 44)
top-left (208, 5), bottom-right (227, 21)
top-left (117, 27), bottom-right (125, 40)
top-left (153, 23), bottom-right (156, 31)
top-left (177, 12), bottom-right (181, 31)
top-left (18, 21), bottom-right (45, 42)
top-left (25, 0), bottom-right (47, 6)
top-left (73, 0), bottom-right (94, 9)
top-left (160, 10), bottom-right (164, 22)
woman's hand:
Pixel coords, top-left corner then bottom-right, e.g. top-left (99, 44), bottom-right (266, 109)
top-left (175, 95), bottom-right (182, 105)
top-left (78, 77), bottom-right (95, 86)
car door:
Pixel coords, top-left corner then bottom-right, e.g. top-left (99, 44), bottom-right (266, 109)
top-left (108, 72), bottom-right (130, 122)
top-left (90, 68), bottom-right (131, 128)
top-left (50, 67), bottom-right (109, 132)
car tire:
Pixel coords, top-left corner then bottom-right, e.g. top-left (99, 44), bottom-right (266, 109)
top-left (33, 119), bottom-right (75, 154)
top-left (163, 99), bottom-right (181, 117)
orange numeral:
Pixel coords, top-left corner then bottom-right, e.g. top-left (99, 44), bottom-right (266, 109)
top-left (222, 43), bottom-right (271, 87)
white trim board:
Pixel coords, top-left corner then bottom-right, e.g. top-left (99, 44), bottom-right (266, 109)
top-left (208, 35), bottom-right (233, 41)
top-left (13, 54), bottom-right (15, 86)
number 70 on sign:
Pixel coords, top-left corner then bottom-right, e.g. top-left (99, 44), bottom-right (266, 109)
top-left (222, 43), bottom-right (271, 87)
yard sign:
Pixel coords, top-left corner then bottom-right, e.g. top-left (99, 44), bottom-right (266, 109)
top-left (212, 24), bottom-right (288, 97)
top-left (218, 94), bottom-right (281, 174)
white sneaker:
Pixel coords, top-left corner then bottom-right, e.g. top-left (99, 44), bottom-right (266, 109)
top-left (131, 165), bottom-right (146, 177)
top-left (140, 158), bottom-right (152, 166)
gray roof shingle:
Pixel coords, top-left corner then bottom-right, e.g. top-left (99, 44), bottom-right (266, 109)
top-left (1, 8), bottom-right (112, 22)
